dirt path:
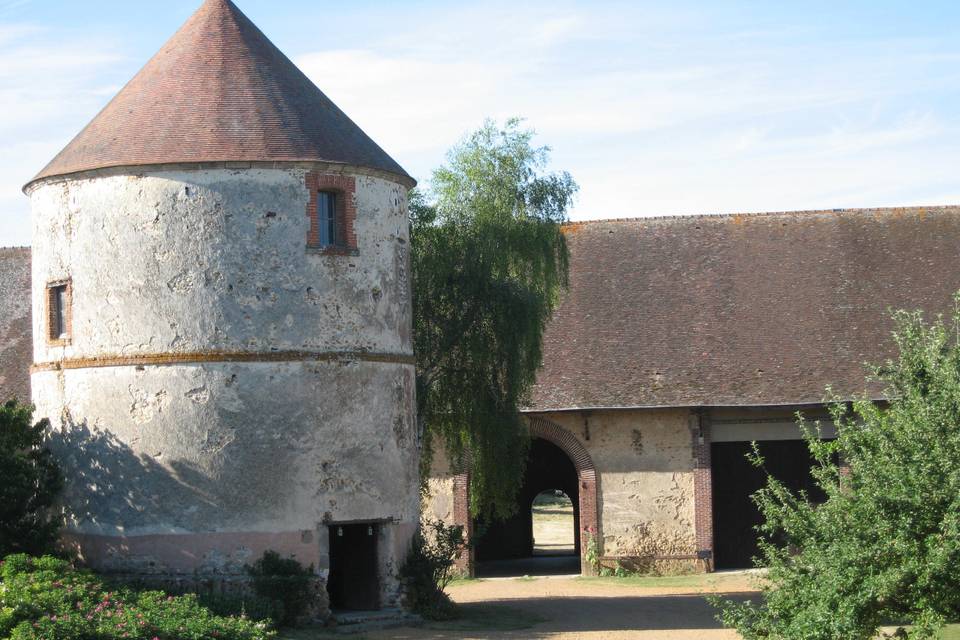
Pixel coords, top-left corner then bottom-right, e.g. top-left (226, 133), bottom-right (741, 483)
top-left (360, 573), bottom-right (761, 639)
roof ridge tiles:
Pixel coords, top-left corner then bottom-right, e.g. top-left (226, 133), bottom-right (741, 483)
top-left (564, 204), bottom-right (960, 227)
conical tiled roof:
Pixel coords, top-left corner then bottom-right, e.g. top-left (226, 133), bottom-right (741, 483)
top-left (28, 0), bottom-right (412, 187)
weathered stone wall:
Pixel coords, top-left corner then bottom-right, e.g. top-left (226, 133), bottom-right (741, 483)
top-left (29, 165), bottom-right (418, 611)
top-left (540, 410), bottom-right (697, 564)
top-left (423, 446), bottom-right (456, 525)
top-left (424, 409), bottom-right (699, 574)
top-left (29, 166), bottom-right (412, 361)
top-left (0, 248), bottom-right (31, 404)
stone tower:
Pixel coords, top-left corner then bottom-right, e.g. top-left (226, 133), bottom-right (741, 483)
top-left (24, 0), bottom-right (417, 613)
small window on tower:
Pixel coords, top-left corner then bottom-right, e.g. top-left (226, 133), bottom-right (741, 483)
top-left (47, 281), bottom-right (72, 344)
top-left (305, 174), bottom-right (356, 253)
top-left (318, 191), bottom-right (337, 247)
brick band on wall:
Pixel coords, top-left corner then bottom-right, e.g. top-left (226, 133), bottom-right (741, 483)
top-left (32, 349), bottom-right (415, 373)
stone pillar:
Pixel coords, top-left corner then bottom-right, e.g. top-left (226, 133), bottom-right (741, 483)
top-left (452, 472), bottom-right (474, 576)
top-left (691, 408), bottom-right (714, 572)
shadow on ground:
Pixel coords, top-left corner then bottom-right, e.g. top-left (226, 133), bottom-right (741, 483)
top-left (292, 591), bottom-right (756, 639)
top-left (445, 592), bottom-right (754, 634)
top-left (476, 555), bottom-right (581, 578)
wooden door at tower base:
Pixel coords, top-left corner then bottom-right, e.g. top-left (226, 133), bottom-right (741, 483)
top-left (327, 523), bottom-right (380, 611)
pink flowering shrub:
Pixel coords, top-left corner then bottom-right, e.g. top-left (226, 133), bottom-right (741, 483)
top-left (0, 555), bottom-right (273, 640)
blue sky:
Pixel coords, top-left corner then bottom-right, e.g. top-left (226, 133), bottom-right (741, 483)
top-left (2, 0), bottom-right (960, 245)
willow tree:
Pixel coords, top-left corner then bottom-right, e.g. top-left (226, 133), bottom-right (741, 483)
top-left (411, 118), bottom-right (577, 519)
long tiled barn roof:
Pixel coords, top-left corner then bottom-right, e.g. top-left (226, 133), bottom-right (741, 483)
top-left (28, 0), bottom-right (412, 188)
top-left (0, 248), bottom-right (31, 404)
top-left (529, 206), bottom-right (960, 411)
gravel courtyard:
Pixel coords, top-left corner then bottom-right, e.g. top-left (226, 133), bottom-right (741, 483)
top-left (352, 573), bottom-right (759, 639)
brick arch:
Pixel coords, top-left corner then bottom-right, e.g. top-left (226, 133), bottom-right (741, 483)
top-left (452, 417), bottom-right (601, 576)
top-left (527, 416), bottom-right (595, 473)
top-left (527, 416), bottom-right (600, 575)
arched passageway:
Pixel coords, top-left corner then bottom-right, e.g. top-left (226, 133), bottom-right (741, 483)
top-left (453, 417), bottom-right (599, 576)
top-left (474, 438), bottom-right (581, 571)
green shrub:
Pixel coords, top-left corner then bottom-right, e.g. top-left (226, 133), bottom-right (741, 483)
top-left (583, 527), bottom-right (600, 574)
top-left (0, 401), bottom-right (62, 557)
top-left (0, 554), bottom-right (273, 640)
top-left (245, 551), bottom-right (315, 627)
top-left (712, 298), bottom-right (960, 639)
top-left (195, 593), bottom-right (283, 625)
top-left (399, 520), bottom-right (465, 620)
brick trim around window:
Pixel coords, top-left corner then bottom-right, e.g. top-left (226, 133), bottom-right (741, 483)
top-left (305, 172), bottom-right (357, 254)
top-left (45, 279), bottom-right (73, 346)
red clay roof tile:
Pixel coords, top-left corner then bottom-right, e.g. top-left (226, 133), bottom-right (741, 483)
top-left (528, 206), bottom-right (960, 411)
top-left (28, 0), bottom-right (412, 187)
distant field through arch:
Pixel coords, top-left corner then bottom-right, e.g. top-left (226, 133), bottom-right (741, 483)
top-left (532, 490), bottom-right (576, 557)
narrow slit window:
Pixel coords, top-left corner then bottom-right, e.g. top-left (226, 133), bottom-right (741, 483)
top-left (48, 283), bottom-right (70, 341)
top-left (318, 191), bottom-right (337, 247)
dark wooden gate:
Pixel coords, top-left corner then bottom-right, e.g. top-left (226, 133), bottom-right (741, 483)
top-left (327, 523), bottom-right (379, 611)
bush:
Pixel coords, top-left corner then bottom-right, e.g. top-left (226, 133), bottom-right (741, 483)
top-left (0, 401), bottom-right (62, 557)
top-left (195, 593), bottom-right (283, 625)
top-left (712, 298), bottom-right (960, 639)
top-left (245, 551), bottom-right (315, 627)
top-left (0, 554), bottom-right (273, 640)
top-left (399, 520), bottom-right (465, 620)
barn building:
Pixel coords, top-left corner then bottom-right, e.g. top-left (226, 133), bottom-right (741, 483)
top-left (18, 0), bottom-right (418, 615)
top-left (425, 206), bottom-right (960, 575)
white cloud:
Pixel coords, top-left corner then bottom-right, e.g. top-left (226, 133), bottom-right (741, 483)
top-left (297, 49), bottom-right (508, 156)
top-left (293, 3), bottom-right (960, 220)
top-left (0, 24), bottom-right (124, 244)
top-left (3, 2), bottom-right (960, 246)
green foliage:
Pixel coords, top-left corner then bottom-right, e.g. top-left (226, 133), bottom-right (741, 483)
top-left (583, 528), bottom-right (600, 575)
top-left (0, 554), bottom-right (273, 640)
top-left (194, 593), bottom-right (283, 626)
top-left (400, 520), bottom-right (466, 620)
top-left (245, 551), bottom-right (315, 627)
top-left (412, 118), bottom-right (577, 519)
top-left (0, 400), bottom-right (62, 557)
top-left (712, 296), bottom-right (960, 639)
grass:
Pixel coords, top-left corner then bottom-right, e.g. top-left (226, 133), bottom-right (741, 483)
top-left (577, 571), bottom-right (756, 590)
top-left (532, 508), bottom-right (576, 523)
top-left (533, 492), bottom-right (575, 523)
top-left (880, 625), bottom-right (960, 639)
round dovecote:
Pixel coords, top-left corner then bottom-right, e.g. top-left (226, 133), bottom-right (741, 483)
top-left (28, 0), bottom-right (417, 614)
